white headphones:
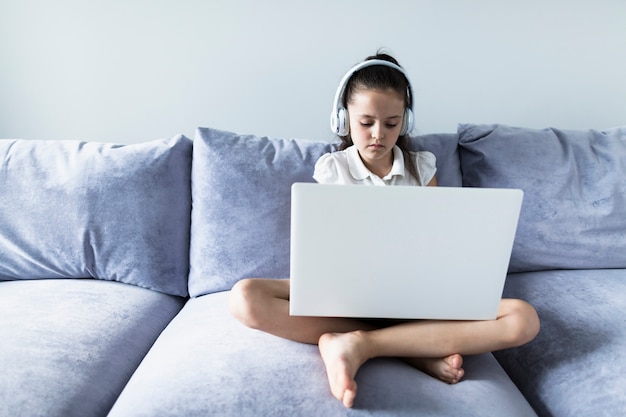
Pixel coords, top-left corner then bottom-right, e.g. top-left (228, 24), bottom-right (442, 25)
top-left (330, 59), bottom-right (414, 137)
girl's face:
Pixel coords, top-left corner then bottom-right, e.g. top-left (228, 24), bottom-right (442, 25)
top-left (347, 87), bottom-right (405, 177)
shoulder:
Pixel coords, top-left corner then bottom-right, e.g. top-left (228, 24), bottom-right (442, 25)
top-left (313, 149), bottom-right (350, 184)
top-left (411, 150), bottom-right (436, 167)
top-left (409, 150), bottom-right (437, 185)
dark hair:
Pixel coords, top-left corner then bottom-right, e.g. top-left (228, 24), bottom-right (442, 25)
top-left (337, 51), bottom-right (420, 182)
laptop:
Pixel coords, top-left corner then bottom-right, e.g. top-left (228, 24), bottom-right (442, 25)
top-left (289, 183), bottom-right (523, 320)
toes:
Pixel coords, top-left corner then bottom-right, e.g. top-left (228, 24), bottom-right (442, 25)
top-left (342, 388), bottom-right (357, 408)
top-left (447, 368), bottom-right (464, 384)
top-left (439, 364), bottom-right (464, 384)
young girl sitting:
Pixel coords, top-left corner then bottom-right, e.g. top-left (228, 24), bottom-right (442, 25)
top-left (228, 52), bottom-right (540, 409)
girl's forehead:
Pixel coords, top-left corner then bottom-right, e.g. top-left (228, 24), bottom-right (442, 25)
top-left (348, 88), bottom-right (405, 112)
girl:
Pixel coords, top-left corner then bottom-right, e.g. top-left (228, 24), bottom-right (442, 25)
top-left (228, 52), bottom-right (540, 409)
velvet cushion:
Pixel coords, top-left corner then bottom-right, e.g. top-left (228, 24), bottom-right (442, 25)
top-left (188, 128), bottom-right (461, 297)
top-left (109, 291), bottom-right (537, 417)
top-left (0, 279), bottom-right (185, 417)
top-left (495, 269), bottom-right (626, 417)
top-left (0, 136), bottom-right (192, 296)
top-left (188, 128), bottom-right (334, 297)
top-left (458, 124), bottom-right (626, 272)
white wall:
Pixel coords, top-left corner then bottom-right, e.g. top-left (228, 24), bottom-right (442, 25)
top-left (1, 0), bottom-right (625, 143)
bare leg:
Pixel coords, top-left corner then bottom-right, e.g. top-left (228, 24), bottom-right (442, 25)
top-left (228, 278), bottom-right (376, 342)
top-left (229, 278), bottom-right (539, 408)
top-left (230, 278), bottom-right (382, 408)
top-left (317, 299), bottom-right (539, 407)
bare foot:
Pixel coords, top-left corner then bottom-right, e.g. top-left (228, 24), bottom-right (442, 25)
top-left (318, 332), bottom-right (370, 408)
top-left (405, 354), bottom-right (465, 384)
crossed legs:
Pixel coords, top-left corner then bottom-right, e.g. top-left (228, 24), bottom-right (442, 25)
top-left (228, 278), bottom-right (539, 408)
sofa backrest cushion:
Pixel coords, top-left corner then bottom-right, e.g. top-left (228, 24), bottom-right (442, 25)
top-left (458, 123), bottom-right (626, 272)
top-left (188, 128), bottom-right (333, 297)
top-left (189, 127), bottom-right (461, 297)
top-left (0, 136), bottom-right (192, 297)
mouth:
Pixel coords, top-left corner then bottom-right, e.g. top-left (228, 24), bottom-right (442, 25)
top-left (368, 144), bottom-right (384, 149)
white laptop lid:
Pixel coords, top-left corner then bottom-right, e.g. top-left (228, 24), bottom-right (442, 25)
top-left (289, 183), bottom-right (523, 320)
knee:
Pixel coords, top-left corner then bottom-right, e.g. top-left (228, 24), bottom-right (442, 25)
top-left (502, 299), bottom-right (540, 347)
top-left (228, 278), bottom-right (266, 330)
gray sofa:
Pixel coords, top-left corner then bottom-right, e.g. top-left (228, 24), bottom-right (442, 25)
top-left (1, 124), bottom-right (624, 417)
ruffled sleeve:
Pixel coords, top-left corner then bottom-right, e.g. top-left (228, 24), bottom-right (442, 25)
top-left (313, 152), bottom-right (340, 184)
top-left (414, 151), bottom-right (437, 185)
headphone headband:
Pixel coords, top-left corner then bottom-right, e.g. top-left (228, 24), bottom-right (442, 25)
top-left (330, 59), bottom-right (414, 137)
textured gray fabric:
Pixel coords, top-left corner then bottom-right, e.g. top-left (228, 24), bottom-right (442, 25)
top-left (109, 291), bottom-right (537, 417)
top-left (495, 269), bottom-right (626, 417)
top-left (458, 124), bottom-right (626, 272)
top-left (0, 136), bottom-right (192, 296)
top-left (188, 127), bottom-right (334, 297)
top-left (0, 279), bottom-right (185, 417)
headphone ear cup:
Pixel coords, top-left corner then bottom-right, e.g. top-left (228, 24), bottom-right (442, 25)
top-left (336, 107), bottom-right (349, 136)
top-left (401, 109), bottom-right (414, 136)
top-left (330, 106), bottom-right (348, 136)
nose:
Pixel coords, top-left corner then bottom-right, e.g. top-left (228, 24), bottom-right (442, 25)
top-left (372, 123), bottom-right (384, 141)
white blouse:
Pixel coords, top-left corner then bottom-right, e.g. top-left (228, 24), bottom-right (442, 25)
top-left (313, 145), bottom-right (437, 186)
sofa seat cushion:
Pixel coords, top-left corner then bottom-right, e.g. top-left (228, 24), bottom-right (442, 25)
top-left (495, 269), bottom-right (626, 417)
top-left (0, 136), bottom-right (192, 296)
top-left (109, 290), bottom-right (537, 417)
top-left (0, 279), bottom-right (185, 417)
top-left (458, 124), bottom-right (626, 272)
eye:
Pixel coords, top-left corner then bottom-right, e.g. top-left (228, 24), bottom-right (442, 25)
top-left (385, 123), bottom-right (398, 128)
top-left (360, 122), bottom-right (373, 127)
